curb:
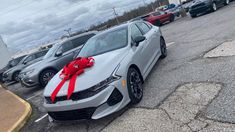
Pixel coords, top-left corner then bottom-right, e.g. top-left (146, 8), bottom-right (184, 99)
top-left (6, 90), bottom-right (32, 132)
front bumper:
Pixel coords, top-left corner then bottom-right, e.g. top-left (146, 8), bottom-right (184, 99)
top-left (189, 3), bottom-right (211, 15)
top-left (19, 72), bottom-right (39, 88)
top-left (2, 73), bottom-right (12, 82)
top-left (44, 79), bottom-right (130, 120)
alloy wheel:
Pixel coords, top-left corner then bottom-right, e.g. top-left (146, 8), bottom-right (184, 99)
top-left (42, 72), bottom-right (55, 84)
top-left (160, 38), bottom-right (167, 58)
top-left (13, 72), bottom-right (20, 82)
top-left (129, 69), bottom-right (143, 100)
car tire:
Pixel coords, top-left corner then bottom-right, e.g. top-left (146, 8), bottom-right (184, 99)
top-left (170, 15), bottom-right (175, 22)
top-left (39, 69), bottom-right (57, 87)
top-left (190, 14), bottom-right (197, 18)
top-left (224, 0), bottom-right (229, 5)
top-left (127, 67), bottom-right (143, 105)
top-left (155, 20), bottom-right (161, 26)
top-left (13, 71), bottom-right (20, 82)
top-left (160, 37), bottom-right (167, 59)
top-left (211, 2), bottom-right (217, 12)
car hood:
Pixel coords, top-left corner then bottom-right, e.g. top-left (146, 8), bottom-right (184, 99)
top-left (4, 65), bottom-right (23, 74)
top-left (21, 58), bottom-right (49, 72)
top-left (44, 47), bottom-right (129, 97)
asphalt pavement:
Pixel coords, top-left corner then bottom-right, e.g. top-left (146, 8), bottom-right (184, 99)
top-left (6, 2), bottom-right (235, 131)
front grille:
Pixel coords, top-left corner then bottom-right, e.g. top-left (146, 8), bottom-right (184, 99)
top-left (45, 87), bottom-right (105, 104)
top-left (107, 88), bottom-right (123, 106)
top-left (48, 107), bottom-right (96, 121)
top-left (191, 3), bottom-right (205, 9)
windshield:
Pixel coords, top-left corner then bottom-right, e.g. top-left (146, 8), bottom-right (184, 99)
top-left (9, 56), bottom-right (24, 67)
top-left (78, 27), bottom-right (128, 57)
top-left (43, 44), bottom-right (59, 59)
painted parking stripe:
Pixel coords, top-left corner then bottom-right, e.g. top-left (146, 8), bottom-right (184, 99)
top-left (35, 114), bottom-right (48, 123)
top-left (26, 91), bottom-right (43, 100)
top-left (166, 42), bottom-right (175, 47)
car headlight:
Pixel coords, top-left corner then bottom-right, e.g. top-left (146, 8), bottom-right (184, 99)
top-left (25, 69), bottom-right (34, 75)
top-left (90, 75), bottom-right (121, 92)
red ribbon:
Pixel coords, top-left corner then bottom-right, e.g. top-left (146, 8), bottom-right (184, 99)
top-left (50, 57), bottom-right (94, 103)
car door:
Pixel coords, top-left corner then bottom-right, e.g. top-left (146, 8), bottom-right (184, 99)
top-left (136, 22), bottom-right (157, 75)
top-left (159, 11), bottom-right (169, 22)
top-left (130, 24), bottom-right (147, 73)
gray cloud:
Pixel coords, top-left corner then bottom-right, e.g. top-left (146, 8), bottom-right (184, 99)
top-left (0, 0), bottom-right (155, 54)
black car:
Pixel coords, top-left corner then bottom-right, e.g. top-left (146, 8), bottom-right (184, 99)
top-left (0, 55), bottom-right (26, 83)
top-left (189, 0), bottom-right (230, 18)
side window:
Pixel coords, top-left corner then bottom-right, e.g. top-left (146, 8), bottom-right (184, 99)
top-left (61, 41), bottom-right (74, 53)
top-left (35, 51), bottom-right (47, 58)
top-left (25, 55), bottom-right (35, 62)
top-left (144, 22), bottom-right (152, 29)
top-left (72, 33), bottom-right (96, 48)
top-left (152, 12), bottom-right (160, 16)
top-left (131, 24), bottom-right (143, 39)
top-left (136, 22), bottom-right (151, 34)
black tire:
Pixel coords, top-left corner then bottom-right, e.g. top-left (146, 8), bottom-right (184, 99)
top-left (224, 0), bottom-right (229, 5)
top-left (190, 14), bottom-right (197, 18)
top-left (127, 67), bottom-right (143, 104)
top-left (170, 15), bottom-right (175, 22)
top-left (160, 37), bottom-right (167, 58)
top-left (155, 20), bottom-right (161, 26)
top-left (13, 71), bottom-right (20, 82)
top-left (39, 69), bottom-right (57, 87)
top-left (211, 2), bottom-right (217, 12)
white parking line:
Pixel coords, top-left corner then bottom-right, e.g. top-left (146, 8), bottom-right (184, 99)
top-left (166, 42), bottom-right (175, 47)
top-left (35, 114), bottom-right (48, 123)
top-left (26, 91), bottom-right (43, 100)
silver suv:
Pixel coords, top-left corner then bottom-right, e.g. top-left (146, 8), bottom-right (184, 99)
top-left (20, 31), bottom-right (97, 88)
top-left (3, 50), bottom-right (48, 82)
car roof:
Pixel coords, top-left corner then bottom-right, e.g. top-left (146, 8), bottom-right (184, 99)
top-left (59, 31), bottom-right (98, 45)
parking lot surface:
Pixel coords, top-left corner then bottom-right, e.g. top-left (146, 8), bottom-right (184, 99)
top-left (6, 2), bottom-right (235, 131)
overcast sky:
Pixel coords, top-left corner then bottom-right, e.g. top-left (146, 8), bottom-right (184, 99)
top-left (0, 0), bottom-right (155, 54)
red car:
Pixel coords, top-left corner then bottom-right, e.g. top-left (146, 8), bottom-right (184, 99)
top-left (142, 11), bottom-right (175, 26)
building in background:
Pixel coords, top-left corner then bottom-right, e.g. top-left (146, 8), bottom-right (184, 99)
top-left (0, 36), bottom-right (11, 69)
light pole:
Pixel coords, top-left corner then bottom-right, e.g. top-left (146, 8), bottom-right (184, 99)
top-left (112, 7), bottom-right (120, 24)
top-left (64, 28), bottom-right (71, 37)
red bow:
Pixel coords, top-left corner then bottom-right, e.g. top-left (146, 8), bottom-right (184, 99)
top-left (50, 57), bottom-right (94, 103)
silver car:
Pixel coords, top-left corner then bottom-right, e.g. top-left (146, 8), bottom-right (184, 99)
top-left (43, 21), bottom-right (167, 121)
top-left (3, 50), bottom-right (48, 82)
top-left (20, 31), bottom-right (97, 88)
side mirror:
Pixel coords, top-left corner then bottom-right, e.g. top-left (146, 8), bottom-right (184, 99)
top-left (55, 49), bottom-right (63, 57)
top-left (133, 36), bottom-right (146, 47)
top-left (165, 12), bottom-right (167, 14)
top-left (55, 48), bottom-right (63, 57)
top-left (23, 61), bottom-right (27, 65)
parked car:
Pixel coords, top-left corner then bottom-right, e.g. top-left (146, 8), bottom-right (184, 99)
top-left (0, 55), bottom-right (26, 82)
top-left (164, 4), bottom-right (184, 17)
top-left (20, 31), bottom-right (98, 88)
top-left (189, 0), bottom-right (230, 18)
top-left (141, 11), bottom-right (175, 26)
top-left (2, 50), bottom-right (48, 82)
top-left (43, 20), bottom-right (167, 121)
